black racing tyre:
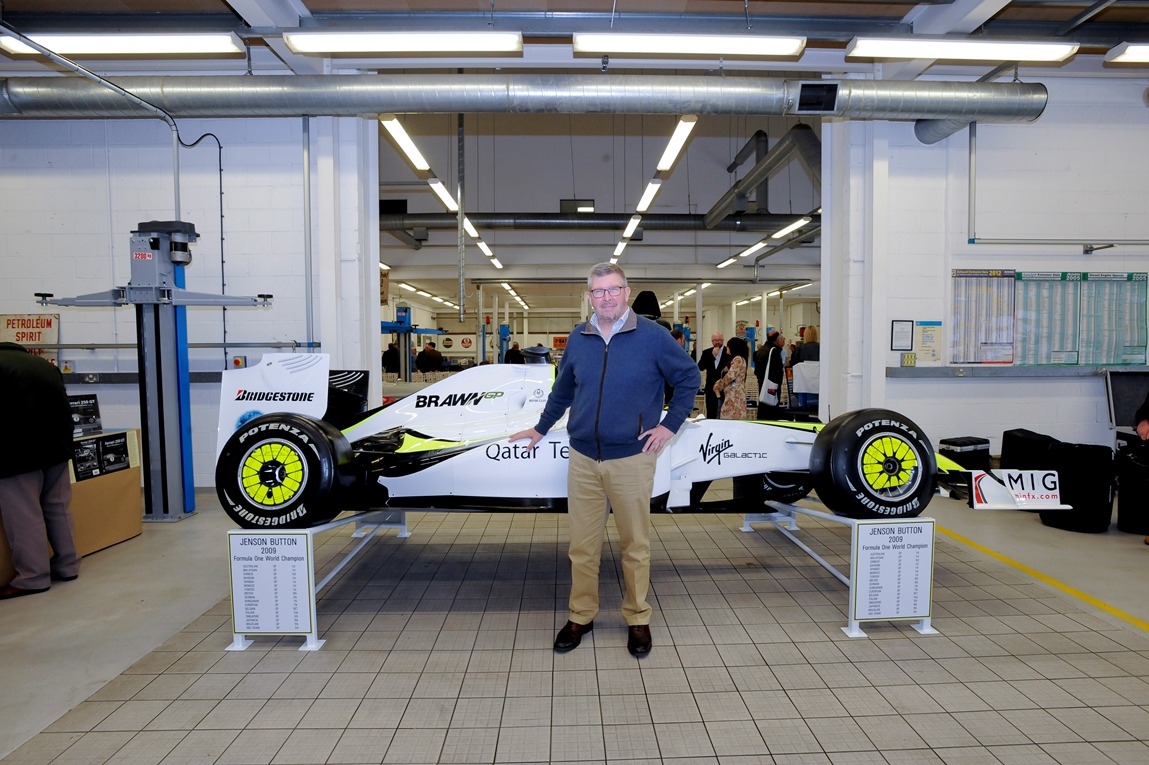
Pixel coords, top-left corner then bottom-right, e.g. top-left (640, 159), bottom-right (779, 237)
top-left (216, 413), bottom-right (352, 528)
top-left (809, 408), bottom-right (936, 519)
top-left (733, 473), bottom-right (813, 506)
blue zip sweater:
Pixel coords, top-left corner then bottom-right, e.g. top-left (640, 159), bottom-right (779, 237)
top-left (535, 312), bottom-right (701, 461)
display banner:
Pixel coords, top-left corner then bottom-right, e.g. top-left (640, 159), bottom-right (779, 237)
top-left (216, 354), bottom-right (329, 458)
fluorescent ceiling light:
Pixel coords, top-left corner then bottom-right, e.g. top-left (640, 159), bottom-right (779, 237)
top-left (0, 32), bottom-right (243, 56)
top-left (378, 262), bottom-right (390, 271)
top-left (573, 33), bottom-right (805, 58)
top-left (463, 218), bottom-right (479, 238)
top-left (283, 31), bottom-right (523, 55)
top-left (613, 240), bottom-right (628, 257)
top-left (750, 296), bottom-right (762, 302)
top-left (717, 257), bottom-right (738, 269)
top-left (623, 216), bottom-right (642, 239)
top-left (738, 241), bottom-right (768, 258)
top-left (1106, 42), bottom-right (1149, 63)
top-left (701, 283), bottom-right (712, 289)
top-left (432, 296), bottom-right (445, 303)
top-left (501, 282), bottom-right (513, 291)
top-left (378, 114), bottom-right (430, 171)
top-left (768, 290), bottom-right (780, 296)
top-left (578, 205), bottom-right (595, 213)
top-left (683, 288), bottom-right (697, 297)
top-left (476, 241), bottom-right (493, 257)
top-left (846, 36), bottom-right (1078, 62)
top-left (771, 217), bottom-right (812, 240)
top-left (636, 180), bottom-right (662, 213)
top-left (609, 257), bottom-right (619, 265)
top-left (399, 283), bottom-right (415, 291)
top-left (736, 299), bottom-right (750, 306)
top-left (790, 284), bottom-right (811, 291)
top-left (656, 116), bottom-right (698, 172)
top-left (416, 290), bottom-right (432, 297)
top-left (490, 258), bottom-right (503, 269)
top-left (427, 178), bottom-right (458, 212)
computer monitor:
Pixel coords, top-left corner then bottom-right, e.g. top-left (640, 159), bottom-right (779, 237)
top-left (1105, 369), bottom-right (1149, 435)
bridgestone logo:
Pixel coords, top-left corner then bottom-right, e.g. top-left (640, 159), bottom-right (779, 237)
top-left (235, 390), bottom-right (316, 402)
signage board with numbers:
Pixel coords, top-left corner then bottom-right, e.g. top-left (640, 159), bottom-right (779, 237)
top-left (849, 519), bottom-right (935, 623)
top-left (228, 531), bottom-right (316, 635)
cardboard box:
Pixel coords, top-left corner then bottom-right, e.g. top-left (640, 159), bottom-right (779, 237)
top-left (0, 429), bottom-right (142, 587)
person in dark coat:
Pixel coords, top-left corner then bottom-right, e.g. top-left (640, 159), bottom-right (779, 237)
top-left (1137, 391), bottom-right (1149, 441)
top-left (504, 342), bottom-right (525, 364)
top-left (415, 342), bottom-right (443, 372)
top-left (698, 332), bottom-right (731, 419)
top-left (754, 329), bottom-right (786, 420)
top-left (0, 343), bottom-right (80, 599)
top-left (382, 342), bottom-right (400, 374)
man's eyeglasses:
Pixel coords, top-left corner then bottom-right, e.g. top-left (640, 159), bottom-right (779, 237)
top-left (589, 286), bottom-right (624, 299)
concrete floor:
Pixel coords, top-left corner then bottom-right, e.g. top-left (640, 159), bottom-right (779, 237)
top-left (1, 486), bottom-right (1147, 764)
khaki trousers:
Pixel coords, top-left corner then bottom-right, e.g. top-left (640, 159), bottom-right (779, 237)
top-left (0, 462), bottom-right (79, 590)
top-left (567, 449), bottom-right (656, 626)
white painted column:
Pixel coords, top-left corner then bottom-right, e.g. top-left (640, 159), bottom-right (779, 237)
top-left (695, 284), bottom-right (704, 354)
top-left (312, 117), bottom-right (382, 401)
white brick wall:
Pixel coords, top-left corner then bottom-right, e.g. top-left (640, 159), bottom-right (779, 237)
top-left (841, 77), bottom-right (1149, 449)
top-left (0, 116), bottom-right (378, 488)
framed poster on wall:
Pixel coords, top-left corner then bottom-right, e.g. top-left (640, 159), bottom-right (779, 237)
top-left (891, 320), bottom-right (914, 351)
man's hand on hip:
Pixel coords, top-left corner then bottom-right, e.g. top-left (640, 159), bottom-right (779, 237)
top-left (509, 428), bottom-right (544, 449)
top-left (639, 424), bottom-right (675, 455)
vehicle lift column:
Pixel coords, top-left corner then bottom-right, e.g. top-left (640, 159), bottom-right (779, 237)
top-left (40, 221), bottom-right (270, 521)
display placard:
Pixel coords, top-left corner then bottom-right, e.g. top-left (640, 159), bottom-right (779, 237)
top-left (850, 519), bottom-right (935, 622)
top-left (68, 395), bottom-right (102, 437)
top-left (1, 313), bottom-right (59, 365)
top-left (228, 531), bottom-right (315, 635)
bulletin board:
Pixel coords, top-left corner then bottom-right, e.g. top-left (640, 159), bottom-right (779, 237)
top-left (951, 270), bottom-right (1147, 366)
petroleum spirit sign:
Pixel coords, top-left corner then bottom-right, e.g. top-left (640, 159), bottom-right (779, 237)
top-left (1, 314), bottom-right (59, 365)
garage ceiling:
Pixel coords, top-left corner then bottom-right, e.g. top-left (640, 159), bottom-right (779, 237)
top-left (3, 0), bottom-right (1147, 314)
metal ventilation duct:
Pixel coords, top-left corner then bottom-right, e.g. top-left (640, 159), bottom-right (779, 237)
top-left (0, 75), bottom-right (1048, 130)
top-left (704, 124), bottom-right (821, 230)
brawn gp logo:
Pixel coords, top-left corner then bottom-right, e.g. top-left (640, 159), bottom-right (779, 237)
top-left (416, 391), bottom-right (504, 408)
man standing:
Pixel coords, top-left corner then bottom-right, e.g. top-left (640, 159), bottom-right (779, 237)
top-left (698, 332), bottom-right (731, 419)
top-left (382, 342), bottom-right (400, 374)
top-left (0, 343), bottom-right (80, 599)
top-left (415, 341), bottom-right (443, 372)
top-left (510, 263), bottom-right (700, 656)
top-left (504, 342), bottom-right (525, 364)
top-left (755, 329), bottom-right (786, 420)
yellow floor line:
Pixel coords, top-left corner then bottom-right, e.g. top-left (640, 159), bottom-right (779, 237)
top-left (936, 525), bottom-right (1149, 634)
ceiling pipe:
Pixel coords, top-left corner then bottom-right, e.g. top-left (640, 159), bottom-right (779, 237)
top-left (380, 212), bottom-right (821, 234)
top-left (704, 124), bottom-right (821, 229)
top-left (0, 74), bottom-right (1047, 125)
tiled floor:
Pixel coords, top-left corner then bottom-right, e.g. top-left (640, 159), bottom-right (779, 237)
top-left (3, 488), bottom-right (1149, 765)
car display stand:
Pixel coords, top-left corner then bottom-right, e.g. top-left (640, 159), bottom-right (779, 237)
top-left (226, 509), bottom-right (409, 652)
top-left (742, 503), bottom-right (939, 639)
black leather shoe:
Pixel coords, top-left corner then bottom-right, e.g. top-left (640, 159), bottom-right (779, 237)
top-left (627, 625), bottom-right (652, 656)
top-left (0, 584), bottom-right (49, 600)
top-left (554, 620), bottom-right (593, 651)
top-left (51, 573), bottom-right (78, 582)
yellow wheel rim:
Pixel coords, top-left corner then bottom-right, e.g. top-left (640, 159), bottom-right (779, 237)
top-left (238, 439), bottom-right (307, 509)
top-left (858, 433), bottom-right (920, 499)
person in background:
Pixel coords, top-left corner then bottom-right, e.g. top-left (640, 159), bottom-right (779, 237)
top-left (504, 342), bottom-right (525, 364)
top-left (381, 342), bottom-right (400, 374)
top-left (714, 336), bottom-right (749, 419)
top-left (755, 329), bottom-right (786, 420)
top-left (670, 329), bottom-right (686, 350)
top-left (0, 343), bottom-right (80, 599)
top-left (415, 342), bottom-right (443, 372)
top-left (1137, 392), bottom-right (1149, 546)
top-left (698, 332), bottom-right (731, 419)
top-left (509, 263), bottom-right (700, 657)
top-left (791, 324), bottom-right (820, 410)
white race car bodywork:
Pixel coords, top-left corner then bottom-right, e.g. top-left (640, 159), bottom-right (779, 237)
top-left (342, 362), bottom-right (814, 508)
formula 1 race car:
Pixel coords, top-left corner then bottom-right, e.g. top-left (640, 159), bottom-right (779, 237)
top-left (215, 353), bottom-right (950, 529)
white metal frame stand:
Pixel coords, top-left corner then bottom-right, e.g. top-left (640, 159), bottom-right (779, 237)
top-left (228, 509), bottom-right (409, 652)
top-left (742, 502), bottom-right (939, 639)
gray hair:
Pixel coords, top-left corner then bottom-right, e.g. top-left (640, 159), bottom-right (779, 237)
top-left (587, 262), bottom-right (627, 289)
